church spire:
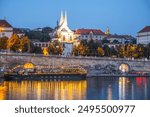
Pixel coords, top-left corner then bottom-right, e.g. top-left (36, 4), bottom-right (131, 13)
top-left (59, 11), bottom-right (64, 26)
top-left (64, 11), bottom-right (68, 26)
top-left (105, 26), bottom-right (110, 35)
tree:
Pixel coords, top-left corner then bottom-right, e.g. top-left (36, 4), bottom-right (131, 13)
top-left (73, 45), bottom-right (79, 56)
top-left (113, 40), bottom-right (119, 44)
top-left (87, 39), bottom-right (99, 56)
top-left (0, 37), bottom-right (8, 50)
top-left (79, 44), bottom-right (89, 56)
top-left (103, 45), bottom-right (110, 57)
top-left (7, 34), bottom-right (20, 51)
top-left (73, 44), bottom-right (88, 56)
top-left (20, 36), bottom-right (30, 52)
top-left (48, 42), bottom-right (56, 55)
top-left (102, 39), bottom-right (110, 44)
top-left (110, 46), bottom-right (118, 56)
top-left (53, 40), bottom-right (64, 55)
top-left (97, 47), bottom-right (104, 57)
top-left (118, 45), bottom-right (125, 58)
top-left (137, 44), bottom-right (144, 58)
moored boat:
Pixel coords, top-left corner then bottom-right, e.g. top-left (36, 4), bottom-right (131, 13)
top-left (4, 65), bottom-right (87, 81)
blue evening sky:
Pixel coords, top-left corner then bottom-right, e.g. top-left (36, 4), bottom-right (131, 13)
top-left (0, 0), bottom-right (150, 36)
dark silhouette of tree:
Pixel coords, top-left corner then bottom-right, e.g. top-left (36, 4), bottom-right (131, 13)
top-left (103, 45), bottom-right (110, 57)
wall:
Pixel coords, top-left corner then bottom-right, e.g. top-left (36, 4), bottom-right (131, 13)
top-left (0, 53), bottom-right (150, 74)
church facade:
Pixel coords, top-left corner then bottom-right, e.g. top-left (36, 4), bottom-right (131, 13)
top-left (52, 11), bottom-right (75, 44)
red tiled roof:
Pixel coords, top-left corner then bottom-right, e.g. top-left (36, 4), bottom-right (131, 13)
top-left (0, 20), bottom-right (12, 28)
top-left (138, 26), bottom-right (150, 33)
top-left (74, 29), bottom-right (105, 35)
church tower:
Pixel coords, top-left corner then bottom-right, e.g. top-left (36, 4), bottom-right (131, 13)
top-left (59, 11), bottom-right (64, 26)
top-left (53, 11), bottom-right (75, 56)
top-left (54, 11), bottom-right (74, 43)
top-left (105, 27), bottom-right (110, 35)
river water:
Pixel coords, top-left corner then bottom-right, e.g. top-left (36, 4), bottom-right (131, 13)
top-left (0, 77), bottom-right (150, 100)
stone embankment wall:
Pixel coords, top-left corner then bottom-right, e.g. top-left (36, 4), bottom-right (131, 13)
top-left (0, 53), bottom-right (150, 74)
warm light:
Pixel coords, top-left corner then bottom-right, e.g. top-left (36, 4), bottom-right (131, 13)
top-left (0, 27), bottom-right (4, 32)
top-left (24, 62), bottom-right (35, 69)
top-left (119, 64), bottom-right (129, 73)
top-left (43, 47), bottom-right (49, 56)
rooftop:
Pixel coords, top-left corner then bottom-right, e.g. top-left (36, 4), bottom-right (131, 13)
top-left (74, 29), bottom-right (105, 35)
top-left (0, 20), bottom-right (12, 28)
top-left (138, 26), bottom-right (150, 33)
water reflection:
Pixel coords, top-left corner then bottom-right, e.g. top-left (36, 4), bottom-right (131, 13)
top-left (0, 82), bottom-right (7, 100)
top-left (0, 77), bottom-right (150, 100)
top-left (0, 80), bottom-right (87, 100)
top-left (86, 77), bottom-right (150, 100)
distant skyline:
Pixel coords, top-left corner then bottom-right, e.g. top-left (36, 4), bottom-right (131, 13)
top-left (0, 0), bottom-right (150, 36)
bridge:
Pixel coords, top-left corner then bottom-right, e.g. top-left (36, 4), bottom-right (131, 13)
top-left (0, 53), bottom-right (150, 75)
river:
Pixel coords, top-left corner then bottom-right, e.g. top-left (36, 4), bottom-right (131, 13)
top-left (0, 77), bottom-right (150, 100)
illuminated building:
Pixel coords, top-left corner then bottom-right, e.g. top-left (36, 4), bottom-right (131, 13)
top-left (137, 26), bottom-right (150, 44)
top-left (53, 11), bottom-right (74, 43)
top-left (74, 29), bottom-right (105, 41)
top-left (0, 20), bottom-right (13, 38)
top-left (32, 39), bottom-right (50, 49)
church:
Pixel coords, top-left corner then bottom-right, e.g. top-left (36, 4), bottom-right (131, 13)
top-left (52, 11), bottom-right (78, 56)
top-left (53, 11), bottom-right (75, 43)
top-left (51, 11), bottom-right (106, 56)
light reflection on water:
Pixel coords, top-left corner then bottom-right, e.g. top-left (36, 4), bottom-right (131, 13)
top-left (0, 80), bottom-right (87, 100)
top-left (0, 77), bottom-right (150, 100)
top-left (87, 77), bottom-right (150, 100)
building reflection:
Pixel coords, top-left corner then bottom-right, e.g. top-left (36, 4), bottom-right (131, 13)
top-left (0, 77), bottom-right (150, 100)
top-left (0, 80), bottom-right (87, 100)
top-left (118, 77), bottom-right (129, 100)
top-left (118, 77), bottom-right (148, 100)
top-left (135, 77), bottom-right (148, 99)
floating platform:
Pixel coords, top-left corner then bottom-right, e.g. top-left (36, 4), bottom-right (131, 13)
top-left (4, 73), bottom-right (87, 81)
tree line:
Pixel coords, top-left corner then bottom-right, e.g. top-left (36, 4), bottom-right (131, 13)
top-left (73, 39), bottom-right (150, 59)
top-left (1, 35), bottom-right (150, 59)
top-left (0, 34), bottom-right (29, 52)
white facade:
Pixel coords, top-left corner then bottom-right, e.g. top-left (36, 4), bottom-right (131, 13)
top-left (74, 29), bottom-right (105, 41)
top-left (75, 33), bottom-right (104, 40)
top-left (137, 32), bottom-right (150, 44)
top-left (32, 40), bottom-right (50, 49)
top-left (0, 27), bottom-right (13, 38)
top-left (53, 11), bottom-right (74, 43)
